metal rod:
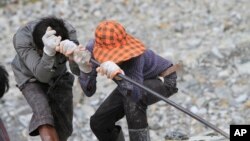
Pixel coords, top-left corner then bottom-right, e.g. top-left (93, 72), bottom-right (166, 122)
top-left (90, 58), bottom-right (230, 139)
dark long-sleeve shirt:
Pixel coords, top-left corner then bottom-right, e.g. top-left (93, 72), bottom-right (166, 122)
top-left (79, 39), bottom-right (173, 101)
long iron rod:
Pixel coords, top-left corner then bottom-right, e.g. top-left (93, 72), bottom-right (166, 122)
top-left (90, 58), bottom-right (230, 139)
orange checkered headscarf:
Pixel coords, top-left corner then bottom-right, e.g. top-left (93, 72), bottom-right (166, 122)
top-left (93, 20), bottom-right (146, 63)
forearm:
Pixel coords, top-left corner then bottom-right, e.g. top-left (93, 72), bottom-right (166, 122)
top-left (78, 70), bottom-right (97, 97)
top-left (14, 46), bottom-right (56, 83)
top-left (115, 75), bottom-right (143, 102)
top-left (33, 53), bottom-right (56, 83)
top-left (69, 60), bottom-right (80, 76)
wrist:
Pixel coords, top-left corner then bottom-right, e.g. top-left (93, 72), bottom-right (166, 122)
top-left (43, 46), bottom-right (56, 56)
top-left (79, 64), bottom-right (92, 73)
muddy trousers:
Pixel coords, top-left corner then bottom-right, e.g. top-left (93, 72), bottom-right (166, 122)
top-left (21, 73), bottom-right (74, 141)
top-left (90, 74), bottom-right (178, 141)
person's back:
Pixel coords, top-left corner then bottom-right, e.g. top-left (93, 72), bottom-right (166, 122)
top-left (0, 65), bottom-right (10, 141)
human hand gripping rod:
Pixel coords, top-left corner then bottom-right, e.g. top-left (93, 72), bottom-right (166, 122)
top-left (90, 58), bottom-right (230, 139)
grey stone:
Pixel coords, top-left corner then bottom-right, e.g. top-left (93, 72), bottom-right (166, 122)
top-left (0, 0), bottom-right (249, 140)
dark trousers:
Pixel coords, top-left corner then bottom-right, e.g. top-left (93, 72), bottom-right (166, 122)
top-left (90, 73), bottom-right (178, 141)
top-left (21, 72), bottom-right (74, 141)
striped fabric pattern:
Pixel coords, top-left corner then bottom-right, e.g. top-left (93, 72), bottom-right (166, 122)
top-left (93, 20), bottom-right (146, 63)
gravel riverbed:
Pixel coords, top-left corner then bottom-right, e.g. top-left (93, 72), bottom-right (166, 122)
top-left (0, 0), bottom-right (250, 140)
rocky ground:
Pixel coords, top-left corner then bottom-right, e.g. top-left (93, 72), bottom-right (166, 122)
top-left (0, 0), bottom-right (250, 141)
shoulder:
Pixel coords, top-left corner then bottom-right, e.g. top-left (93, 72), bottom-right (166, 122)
top-left (16, 20), bottom-right (38, 35)
top-left (86, 39), bottom-right (95, 53)
top-left (14, 20), bottom-right (39, 44)
top-left (141, 49), bottom-right (155, 56)
top-left (141, 49), bottom-right (167, 60)
top-left (63, 20), bottom-right (76, 33)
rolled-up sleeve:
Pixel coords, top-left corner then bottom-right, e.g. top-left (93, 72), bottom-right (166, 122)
top-left (79, 68), bottom-right (97, 97)
top-left (78, 39), bottom-right (98, 97)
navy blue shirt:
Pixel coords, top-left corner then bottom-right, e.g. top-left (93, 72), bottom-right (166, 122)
top-left (79, 39), bottom-right (173, 101)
